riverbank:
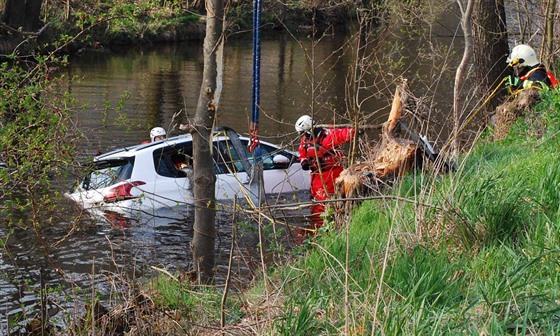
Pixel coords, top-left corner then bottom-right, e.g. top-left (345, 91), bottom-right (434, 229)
top-left (37, 0), bottom-right (361, 55)
top-left (68, 87), bottom-right (560, 334)
top-left (243, 90), bottom-right (560, 334)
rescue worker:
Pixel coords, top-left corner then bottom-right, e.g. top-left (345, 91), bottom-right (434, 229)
top-left (505, 44), bottom-right (555, 93)
top-left (296, 115), bottom-right (355, 228)
top-left (142, 127), bottom-right (167, 144)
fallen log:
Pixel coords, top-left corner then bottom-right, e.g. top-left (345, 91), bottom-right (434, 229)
top-left (335, 80), bottom-right (418, 198)
top-left (332, 79), bottom-right (446, 222)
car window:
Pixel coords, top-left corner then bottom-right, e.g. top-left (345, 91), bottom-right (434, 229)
top-left (153, 144), bottom-right (192, 178)
top-left (82, 158), bottom-right (134, 190)
top-left (214, 139), bottom-right (272, 173)
top-left (214, 140), bottom-right (241, 174)
top-left (239, 140), bottom-right (295, 170)
top-left (249, 144), bottom-right (275, 169)
top-left (147, 138), bottom-right (296, 177)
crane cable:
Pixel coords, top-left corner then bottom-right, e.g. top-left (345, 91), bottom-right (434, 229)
top-left (248, 0), bottom-right (262, 154)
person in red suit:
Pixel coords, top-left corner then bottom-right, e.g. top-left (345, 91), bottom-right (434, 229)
top-left (295, 115), bottom-right (355, 229)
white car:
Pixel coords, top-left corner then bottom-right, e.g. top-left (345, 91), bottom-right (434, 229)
top-left (67, 129), bottom-right (310, 213)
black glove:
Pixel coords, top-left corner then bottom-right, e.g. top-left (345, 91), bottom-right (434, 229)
top-left (301, 159), bottom-right (310, 171)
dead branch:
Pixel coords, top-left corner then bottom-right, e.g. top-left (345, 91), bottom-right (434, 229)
top-left (0, 22), bottom-right (50, 37)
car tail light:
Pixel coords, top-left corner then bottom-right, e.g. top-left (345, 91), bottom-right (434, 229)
top-left (103, 181), bottom-right (146, 203)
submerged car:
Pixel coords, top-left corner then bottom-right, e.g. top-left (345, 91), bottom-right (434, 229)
top-left (67, 128), bottom-right (310, 213)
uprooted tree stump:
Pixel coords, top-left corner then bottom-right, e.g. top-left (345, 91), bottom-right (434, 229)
top-left (492, 89), bottom-right (542, 141)
top-left (331, 80), bottom-right (441, 226)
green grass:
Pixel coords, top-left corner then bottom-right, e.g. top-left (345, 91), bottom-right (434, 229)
top-left (259, 89), bottom-right (560, 334)
top-left (151, 275), bottom-right (196, 310)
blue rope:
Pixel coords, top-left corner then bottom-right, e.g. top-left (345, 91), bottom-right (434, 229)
top-left (251, 0), bottom-right (262, 126)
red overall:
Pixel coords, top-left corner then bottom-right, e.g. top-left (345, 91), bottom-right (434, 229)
top-left (298, 127), bottom-right (354, 228)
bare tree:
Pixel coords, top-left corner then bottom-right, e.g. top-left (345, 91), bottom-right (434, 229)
top-left (507, 0), bottom-right (558, 67)
top-left (452, 0), bottom-right (474, 154)
top-left (452, 0), bottom-right (509, 153)
top-left (541, 0), bottom-right (557, 66)
top-left (191, 0), bottom-right (223, 284)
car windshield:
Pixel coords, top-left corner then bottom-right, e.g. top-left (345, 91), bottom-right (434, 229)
top-left (217, 139), bottom-right (294, 172)
top-left (81, 158), bottom-right (134, 190)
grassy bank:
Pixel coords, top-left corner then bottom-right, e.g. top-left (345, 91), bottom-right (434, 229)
top-left (140, 89), bottom-right (560, 335)
top-left (262, 89), bottom-right (560, 334)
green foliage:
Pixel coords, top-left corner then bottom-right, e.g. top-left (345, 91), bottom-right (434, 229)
top-left (465, 246), bottom-right (560, 334)
top-left (149, 274), bottom-right (247, 331)
top-left (274, 297), bottom-right (324, 335)
top-left (163, 13), bottom-right (200, 26)
top-left (387, 246), bottom-right (464, 309)
top-left (227, 2), bottom-right (253, 31)
top-left (0, 56), bottom-right (79, 226)
top-left (535, 88), bottom-right (560, 130)
top-left (456, 171), bottom-right (528, 244)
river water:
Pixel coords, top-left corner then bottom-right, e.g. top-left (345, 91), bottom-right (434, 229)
top-left (1, 26), bottom-right (461, 332)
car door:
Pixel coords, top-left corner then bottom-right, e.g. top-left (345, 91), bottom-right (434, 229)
top-left (148, 144), bottom-right (193, 207)
top-left (242, 141), bottom-right (310, 194)
top-left (213, 139), bottom-right (251, 200)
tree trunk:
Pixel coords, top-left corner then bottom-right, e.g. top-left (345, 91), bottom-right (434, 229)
top-left (471, 0), bottom-right (509, 116)
top-left (3, 0), bottom-right (43, 32)
top-left (191, 0), bottom-right (222, 284)
top-left (541, 0), bottom-right (556, 67)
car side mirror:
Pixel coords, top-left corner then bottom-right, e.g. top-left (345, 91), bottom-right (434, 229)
top-left (272, 154), bottom-right (290, 169)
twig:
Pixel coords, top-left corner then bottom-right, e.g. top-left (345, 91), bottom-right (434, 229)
top-left (256, 194), bottom-right (440, 211)
top-left (221, 197), bottom-right (237, 333)
top-left (316, 123), bottom-right (383, 129)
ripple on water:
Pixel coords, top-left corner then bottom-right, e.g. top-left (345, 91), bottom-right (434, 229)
top-left (1, 192), bottom-right (310, 332)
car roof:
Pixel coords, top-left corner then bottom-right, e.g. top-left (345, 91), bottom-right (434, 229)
top-left (94, 133), bottom-right (194, 161)
top-left (93, 129), bottom-right (297, 162)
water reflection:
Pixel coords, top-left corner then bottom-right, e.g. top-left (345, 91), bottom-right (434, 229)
top-left (1, 200), bottom-right (283, 333)
top-left (64, 32), bottom-right (396, 159)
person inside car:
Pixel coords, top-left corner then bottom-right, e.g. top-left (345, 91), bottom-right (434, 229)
top-left (172, 153), bottom-right (192, 172)
top-left (171, 153), bottom-right (193, 190)
top-left (142, 127), bottom-right (167, 144)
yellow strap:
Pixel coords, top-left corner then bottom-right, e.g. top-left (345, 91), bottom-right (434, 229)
top-left (442, 77), bottom-right (507, 153)
top-left (458, 76), bottom-right (508, 134)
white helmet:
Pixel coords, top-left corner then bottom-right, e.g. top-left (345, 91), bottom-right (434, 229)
top-left (150, 127), bottom-right (167, 142)
top-left (507, 44), bottom-right (539, 67)
top-left (295, 115), bottom-right (313, 134)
